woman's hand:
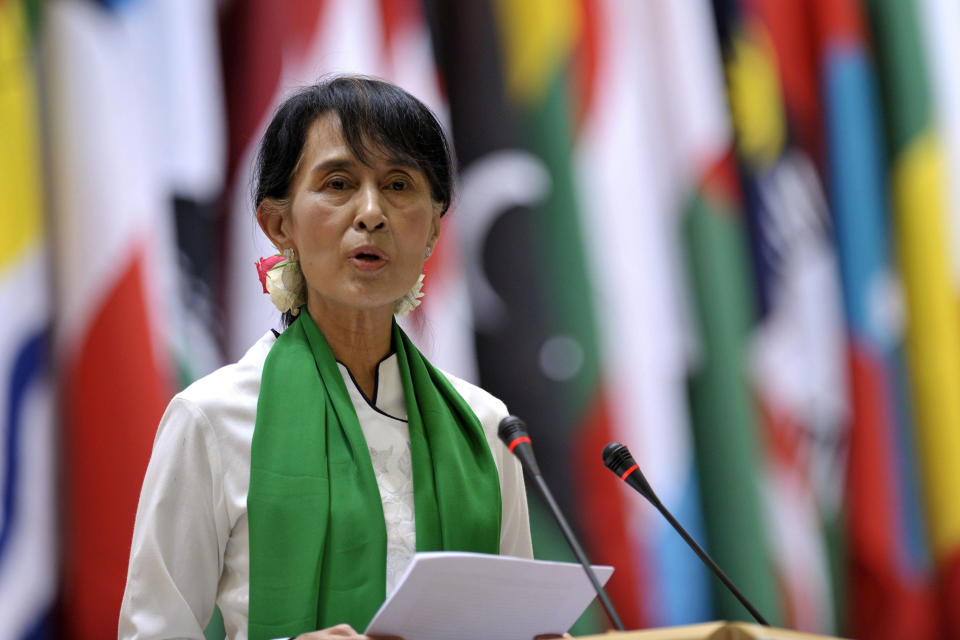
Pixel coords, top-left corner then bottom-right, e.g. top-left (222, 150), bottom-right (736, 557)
top-left (294, 623), bottom-right (402, 639)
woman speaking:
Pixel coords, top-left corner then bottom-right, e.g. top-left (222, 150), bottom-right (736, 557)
top-left (119, 76), bottom-right (532, 640)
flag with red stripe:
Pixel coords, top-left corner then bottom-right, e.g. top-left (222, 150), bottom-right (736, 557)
top-left (814, 0), bottom-right (940, 637)
top-left (862, 0), bottom-right (960, 636)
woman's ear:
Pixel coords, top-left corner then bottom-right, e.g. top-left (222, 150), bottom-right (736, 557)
top-left (427, 204), bottom-right (442, 257)
top-left (256, 198), bottom-right (292, 251)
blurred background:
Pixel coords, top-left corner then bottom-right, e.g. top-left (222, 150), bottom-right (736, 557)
top-left (3, 0), bottom-right (960, 638)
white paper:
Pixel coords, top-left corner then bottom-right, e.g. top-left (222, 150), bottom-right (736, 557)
top-left (365, 552), bottom-right (614, 640)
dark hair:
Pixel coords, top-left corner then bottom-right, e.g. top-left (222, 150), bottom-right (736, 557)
top-left (253, 75), bottom-right (454, 214)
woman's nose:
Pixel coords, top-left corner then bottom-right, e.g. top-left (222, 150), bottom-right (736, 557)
top-left (354, 184), bottom-right (387, 231)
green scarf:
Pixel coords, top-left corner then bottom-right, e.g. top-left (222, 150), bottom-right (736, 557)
top-left (247, 313), bottom-right (501, 640)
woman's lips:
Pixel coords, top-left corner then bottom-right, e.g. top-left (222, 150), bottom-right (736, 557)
top-left (347, 246), bottom-right (388, 271)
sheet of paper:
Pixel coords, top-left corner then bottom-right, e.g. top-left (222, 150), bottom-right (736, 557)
top-left (365, 551), bottom-right (614, 640)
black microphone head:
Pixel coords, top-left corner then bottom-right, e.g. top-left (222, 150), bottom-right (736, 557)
top-left (603, 441), bottom-right (657, 504)
top-left (602, 442), bottom-right (635, 476)
top-left (498, 415), bottom-right (542, 478)
top-left (498, 415), bottom-right (529, 447)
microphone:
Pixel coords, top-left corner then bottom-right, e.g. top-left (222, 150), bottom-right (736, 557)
top-left (602, 442), bottom-right (770, 627)
top-left (499, 416), bottom-right (625, 631)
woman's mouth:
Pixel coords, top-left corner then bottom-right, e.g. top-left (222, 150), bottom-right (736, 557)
top-left (348, 246), bottom-right (388, 271)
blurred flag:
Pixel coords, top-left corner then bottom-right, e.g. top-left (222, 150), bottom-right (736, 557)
top-left (813, 0), bottom-right (941, 638)
top-left (221, 0), bottom-right (347, 359)
top-left (740, 0), bottom-right (848, 631)
top-left (219, 0), bottom-right (292, 361)
top-left (680, 0), bottom-right (784, 625)
top-left (43, 0), bottom-right (221, 634)
top-left (425, 0), bottom-right (641, 631)
top-left (683, 148), bottom-right (779, 626)
top-left (157, 0), bottom-right (227, 384)
top-left (862, 1), bottom-right (960, 637)
top-left (712, 0), bottom-right (847, 630)
top-left (0, 1), bottom-right (56, 637)
top-left (573, 0), bottom-right (721, 627)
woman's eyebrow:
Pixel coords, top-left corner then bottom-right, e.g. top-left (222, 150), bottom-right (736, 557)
top-left (307, 156), bottom-right (418, 176)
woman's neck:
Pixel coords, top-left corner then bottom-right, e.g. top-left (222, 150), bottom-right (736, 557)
top-left (305, 300), bottom-right (393, 400)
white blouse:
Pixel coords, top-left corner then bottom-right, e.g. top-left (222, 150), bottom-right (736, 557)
top-left (118, 332), bottom-right (532, 640)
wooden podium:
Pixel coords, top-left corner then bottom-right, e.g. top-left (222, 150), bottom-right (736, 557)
top-left (575, 621), bottom-right (850, 640)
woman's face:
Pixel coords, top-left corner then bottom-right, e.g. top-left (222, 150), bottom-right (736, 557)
top-left (274, 112), bottom-right (441, 317)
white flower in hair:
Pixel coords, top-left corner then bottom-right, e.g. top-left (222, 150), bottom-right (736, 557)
top-left (256, 250), bottom-right (306, 315)
top-left (394, 273), bottom-right (425, 317)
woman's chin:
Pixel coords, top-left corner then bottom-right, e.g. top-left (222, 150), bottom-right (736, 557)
top-left (307, 293), bottom-right (401, 318)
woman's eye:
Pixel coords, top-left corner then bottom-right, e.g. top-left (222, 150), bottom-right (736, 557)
top-left (389, 179), bottom-right (407, 191)
top-left (328, 179), bottom-right (347, 190)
